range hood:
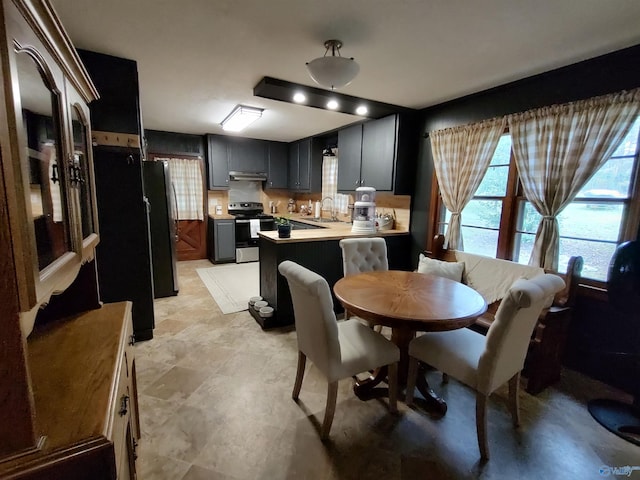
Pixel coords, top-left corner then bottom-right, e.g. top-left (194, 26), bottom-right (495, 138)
top-left (229, 171), bottom-right (267, 181)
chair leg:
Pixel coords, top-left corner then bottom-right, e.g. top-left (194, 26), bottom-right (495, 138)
top-left (387, 362), bottom-right (398, 413)
top-left (321, 381), bottom-right (338, 440)
top-left (292, 351), bottom-right (306, 400)
top-left (405, 357), bottom-right (419, 405)
top-left (508, 372), bottom-right (521, 427)
top-left (476, 392), bottom-right (489, 460)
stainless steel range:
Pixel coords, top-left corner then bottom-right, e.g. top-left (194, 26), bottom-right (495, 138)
top-left (228, 202), bottom-right (275, 263)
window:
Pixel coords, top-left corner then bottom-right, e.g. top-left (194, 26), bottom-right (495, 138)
top-left (434, 117), bottom-right (640, 282)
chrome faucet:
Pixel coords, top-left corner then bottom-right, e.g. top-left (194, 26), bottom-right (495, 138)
top-left (321, 196), bottom-right (337, 220)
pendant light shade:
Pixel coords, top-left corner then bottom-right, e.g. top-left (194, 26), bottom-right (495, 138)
top-left (306, 39), bottom-right (359, 90)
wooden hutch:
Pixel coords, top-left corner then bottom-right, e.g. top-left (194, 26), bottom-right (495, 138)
top-left (0, 0), bottom-right (140, 478)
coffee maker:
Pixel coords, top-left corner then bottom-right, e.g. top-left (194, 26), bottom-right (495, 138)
top-left (351, 186), bottom-right (376, 234)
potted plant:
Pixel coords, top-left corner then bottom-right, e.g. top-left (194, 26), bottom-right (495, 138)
top-left (275, 216), bottom-right (292, 238)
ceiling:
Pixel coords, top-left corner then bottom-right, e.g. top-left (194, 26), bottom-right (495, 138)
top-left (51, 0), bottom-right (640, 143)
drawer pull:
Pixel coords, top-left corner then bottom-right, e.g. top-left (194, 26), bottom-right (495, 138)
top-left (129, 334), bottom-right (136, 346)
top-left (119, 395), bottom-right (130, 416)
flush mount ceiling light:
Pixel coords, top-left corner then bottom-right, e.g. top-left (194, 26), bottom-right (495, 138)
top-left (293, 92), bottom-right (307, 103)
top-left (220, 105), bottom-right (263, 132)
top-left (306, 39), bottom-right (360, 90)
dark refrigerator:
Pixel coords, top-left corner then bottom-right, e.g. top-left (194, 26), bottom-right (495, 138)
top-left (143, 160), bottom-right (179, 298)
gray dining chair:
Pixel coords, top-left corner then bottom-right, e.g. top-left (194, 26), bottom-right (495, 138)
top-left (278, 260), bottom-right (400, 440)
top-left (405, 273), bottom-right (565, 460)
top-left (339, 237), bottom-right (388, 324)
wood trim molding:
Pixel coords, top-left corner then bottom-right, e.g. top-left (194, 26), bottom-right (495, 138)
top-left (91, 131), bottom-right (141, 149)
top-left (11, 0), bottom-right (99, 103)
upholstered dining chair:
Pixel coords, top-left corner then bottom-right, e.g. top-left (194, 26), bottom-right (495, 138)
top-left (278, 260), bottom-right (400, 440)
top-left (339, 237), bottom-right (388, 323)
top-left (405, 273), bottom-right (565, 460)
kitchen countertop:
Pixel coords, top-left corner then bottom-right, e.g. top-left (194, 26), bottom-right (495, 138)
top-left (259, 215), bottom-right (409, 243)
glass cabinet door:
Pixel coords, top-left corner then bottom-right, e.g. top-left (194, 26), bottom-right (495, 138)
top-left (70, 102), bottom-right (96, 241)
top-left (15, 48), bottom-right (72, 271)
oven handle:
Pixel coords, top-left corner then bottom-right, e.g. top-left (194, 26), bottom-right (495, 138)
top-left (235, 219), bottom-right (273, 224)
top-left (235, 219), bottom-right (250, 224)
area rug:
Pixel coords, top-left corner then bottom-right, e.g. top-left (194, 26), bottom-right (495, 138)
top-left (196, 262), bottom-right (259, 314)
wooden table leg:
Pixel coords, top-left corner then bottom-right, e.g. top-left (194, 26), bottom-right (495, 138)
top-left (391, 326), bottom-right (415, 385)
top-left (414, 362), bottom-right (447, 416)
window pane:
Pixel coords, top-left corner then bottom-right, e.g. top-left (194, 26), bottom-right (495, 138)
top-left (559, 238), bottom-right (617, 281)
top-left (476, 165), bottom-right (509, 196)
top-left (513, 232), bottom-right (535, 265)
top-left (610, 116), bottom-right (640, 158)
top-left (461, 226), bottom-right (498, 257)
top-left (576, 158), bottom-right (634, 198)
top-left (490, 135), bottom-right (512, 166)
top-left (461, 199), bottom-right (502, 229)
top-left (517, 201), bottom-right (541, 234)
top-left (559, 203), bottom-right (623, 241)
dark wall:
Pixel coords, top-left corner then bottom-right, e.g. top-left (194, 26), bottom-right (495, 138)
top-left (410, 43), bottom-right (640, 393)
top-left (145, 129), bottom-right (205, 157)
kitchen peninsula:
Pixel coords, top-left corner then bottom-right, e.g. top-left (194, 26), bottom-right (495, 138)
top-left (257, 216), bottom-right (412, 327)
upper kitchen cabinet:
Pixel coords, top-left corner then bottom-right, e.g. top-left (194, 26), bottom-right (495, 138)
top-left (227, 137), bottom-right (267, 174)
top-left (207, 134), bottom-right (230, 189)
top-left (288, 138), bottom-right (322, 192)
top-left (337, 113), bottom-right (418, 194)
top-left (266, 141), bottom-right (288, 189)
top-left (1, 0), bottom-right (100, 323)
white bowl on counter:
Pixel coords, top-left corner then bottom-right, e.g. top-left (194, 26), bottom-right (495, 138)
top-left (259, 306), bottom-right (274, 318)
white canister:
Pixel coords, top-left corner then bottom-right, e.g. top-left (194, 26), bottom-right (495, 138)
top-left (314, 201), bottom-right (321, 218)
top-left (215, 205), bottom-right (223, 215)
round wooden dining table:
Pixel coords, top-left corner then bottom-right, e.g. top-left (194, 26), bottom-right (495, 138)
top-left (333, 270), bottom-right (487, 414)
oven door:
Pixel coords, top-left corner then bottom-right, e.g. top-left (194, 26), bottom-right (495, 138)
top-left (235, 217), bottom-right (274, 248)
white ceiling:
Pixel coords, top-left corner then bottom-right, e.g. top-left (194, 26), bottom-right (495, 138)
top-left (51, 0), bottom-right (640, 143)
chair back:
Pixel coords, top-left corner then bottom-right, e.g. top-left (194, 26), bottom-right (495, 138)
top-left (339, 237), bottom-right (389, 276)
top-left (278, 261), bottom-right (341, 375)
top-left (477, 274), bottom-right (565, 394)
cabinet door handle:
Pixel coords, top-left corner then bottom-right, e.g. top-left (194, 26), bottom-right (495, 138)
top-left (119, 394), bottom-right (130, 416)
top-left (129, 334), bottom-right (136, 346)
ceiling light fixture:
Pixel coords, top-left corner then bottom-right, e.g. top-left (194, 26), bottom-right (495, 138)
top-left (355, 105), bottom-right (368, 116)
top-left (306, 39), bottom-right (359, 90)
top-left (293, 92), bottom-right (306, 103)
top-left (220, 105), bottom-right (263, 132)
top-left (254, 77), bottom-right (415, 119)
top-left (326, 99), bottom-right (339, 110)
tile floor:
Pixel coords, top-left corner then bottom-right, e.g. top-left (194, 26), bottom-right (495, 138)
top-left (134, 260), bottom-right (638, 480)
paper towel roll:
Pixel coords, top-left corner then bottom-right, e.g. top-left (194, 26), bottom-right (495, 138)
top-left (314, 201), bottom-right (321, 218)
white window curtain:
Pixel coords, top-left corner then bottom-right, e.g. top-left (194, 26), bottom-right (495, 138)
top-left (430, 117), bottom-right (506, 250)
top-left (508, 89), bottom-right (640, 270)
top-left (161, 157), bottom-right (204, 220)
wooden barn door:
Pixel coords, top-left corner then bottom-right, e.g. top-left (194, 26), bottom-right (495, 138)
top-left (150, 154), bottom-right (207, 261)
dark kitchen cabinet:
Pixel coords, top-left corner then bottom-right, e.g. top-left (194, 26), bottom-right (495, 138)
top-left (207, 134), bottom-right (230, 189)
top-left (227, 137), bottom-right (267, 173)
top-left (337, 113), bottom-right (418, 194)
top-left (266, 141), bottom-right (288, 189)
top-left (337, 123), bottom-right (363, 190)
top-left (288, 138), bottom-right (322, 192)
top-left (208, 217), bottom-right (236, 263)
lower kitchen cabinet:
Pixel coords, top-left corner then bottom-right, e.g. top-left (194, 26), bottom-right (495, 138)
top-left (208, 217), bottom-right (236, 263)
top-left (0, 302), bottom-right (140, 479)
